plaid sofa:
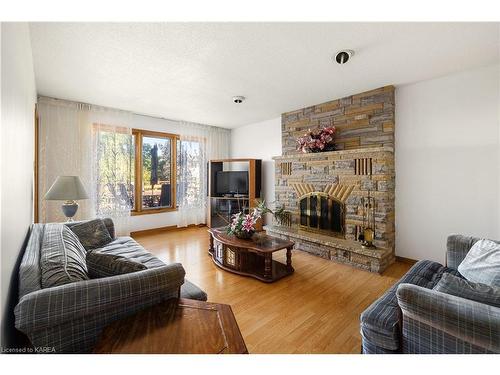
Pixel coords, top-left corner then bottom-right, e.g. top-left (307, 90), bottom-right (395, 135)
top-left (14, 219), bottom-right (207, 353)
top-left (360, 234), bottom-right (500, 354)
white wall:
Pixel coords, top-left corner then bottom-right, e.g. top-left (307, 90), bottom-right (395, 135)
top-left (230, 117), bottom-right (281, 223)
top-left (396, 64), bottom-right (500, 263)
top-left (1, 23), bottom-right (37, 347)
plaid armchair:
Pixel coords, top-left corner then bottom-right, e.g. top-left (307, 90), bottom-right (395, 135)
top-left (360, 234), bottom-right (500, 354)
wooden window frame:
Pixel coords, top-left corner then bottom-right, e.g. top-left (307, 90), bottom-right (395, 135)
top-left (132, 129), bottom-right (179, 216)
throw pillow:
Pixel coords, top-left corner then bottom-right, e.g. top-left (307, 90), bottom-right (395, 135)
top-left (86, 251), bottom-right (147, 278)
top-left (69, 219), bottom-right (113, 251)
top-left (41, 224), bottom-right (89, 288)
top-left (458, 239), bottom-right (500, 286)
top-left (433, 272), bottom-right (500, 308)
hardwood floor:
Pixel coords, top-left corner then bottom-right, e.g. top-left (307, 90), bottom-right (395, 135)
top-left (133, 227), bottom-right (411, 354)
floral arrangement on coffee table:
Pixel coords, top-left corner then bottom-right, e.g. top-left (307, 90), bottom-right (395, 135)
top-left (226, 200), bottom-right (289, 240)
top-left (296, 126), bottom-right (336, 153)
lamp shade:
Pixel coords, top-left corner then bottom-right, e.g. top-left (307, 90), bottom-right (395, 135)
top-left (44, 176), bottom-right (89, 201)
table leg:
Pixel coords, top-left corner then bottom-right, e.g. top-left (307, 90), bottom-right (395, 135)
top-left (264, 253), bottom-right (272, 280)
top-left (208, 235), bottom-right (214, 255)
top-left (286, 247), bottom-right (293, 273)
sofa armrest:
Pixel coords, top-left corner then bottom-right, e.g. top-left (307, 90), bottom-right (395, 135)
top-left (396, 283), bottom-right (500, 353)
top-left (446, 234), bottom-right (479, 268)
top-left (15, 263), bottom-right (185, 334)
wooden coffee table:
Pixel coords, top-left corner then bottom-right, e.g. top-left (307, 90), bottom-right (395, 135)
top-left (208, 228), bottom-right (295, 283)
top-left (93, 298), bottom-right (248, 354)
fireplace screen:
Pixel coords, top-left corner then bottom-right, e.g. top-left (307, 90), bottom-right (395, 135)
top-left (299, 192), bottom-right (344, 236)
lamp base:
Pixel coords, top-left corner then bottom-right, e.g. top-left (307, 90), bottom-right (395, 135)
top-left (61, 201), bottom-right (79, 222)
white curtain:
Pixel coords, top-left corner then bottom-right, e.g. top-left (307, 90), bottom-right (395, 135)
top-left (38, 98), bottom-right (92, 223)
top-left (176, 122), bottom-right (230, 227)
top-left (89, 114), bottom-right (133, 235)
top-left (38, 97), bottom-right (133, 234)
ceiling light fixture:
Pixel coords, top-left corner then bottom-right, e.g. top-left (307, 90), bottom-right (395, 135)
top-left (334, 50), bottom-right (354, 65)
top-left (232, 96), bottom-right (245, 104)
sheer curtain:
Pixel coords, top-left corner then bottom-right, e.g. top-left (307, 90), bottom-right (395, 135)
top-left (38, 98), bottom-right (92, 223)
top-left (89, 109), bottom-right (133, 235)
top-left (176, 122), bottom-right (230, 227)
top-left (38, 97), bottom-right (133, 234)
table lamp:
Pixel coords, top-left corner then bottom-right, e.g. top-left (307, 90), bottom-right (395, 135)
top-left (44, 176), bottom-right (89, 221)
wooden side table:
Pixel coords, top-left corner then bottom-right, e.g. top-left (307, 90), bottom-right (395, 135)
top-left (93, 298), bottom-right (248, 354)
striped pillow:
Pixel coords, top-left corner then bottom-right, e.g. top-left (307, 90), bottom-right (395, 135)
top-left (86, 251), bottom-right (147, 278)
top-left (433, 273), bottom-right (500, 308)
top-left (41, 224), bottom-right (89, 288)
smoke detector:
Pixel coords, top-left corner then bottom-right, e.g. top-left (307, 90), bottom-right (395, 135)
top-left (232, 96), bottom-right (245, 104)
top-left (334, 50), bottom-right (354, 65)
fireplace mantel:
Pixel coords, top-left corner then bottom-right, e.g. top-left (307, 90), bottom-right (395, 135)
top-left (272, 146), bottom-right (394, 162)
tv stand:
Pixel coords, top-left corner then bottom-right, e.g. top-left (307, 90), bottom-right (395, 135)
top-left (208, 159), bottom-right (262, 229)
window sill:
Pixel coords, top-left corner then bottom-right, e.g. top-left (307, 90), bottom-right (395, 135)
top-left (131, 207), bottom-right (178, 216)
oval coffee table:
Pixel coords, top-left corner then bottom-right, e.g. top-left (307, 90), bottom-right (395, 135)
top-left (208, 228), bottom-right (295, 283)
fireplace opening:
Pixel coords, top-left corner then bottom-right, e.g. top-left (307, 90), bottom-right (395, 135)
top-left (299, 192), bottom-right (344, 237)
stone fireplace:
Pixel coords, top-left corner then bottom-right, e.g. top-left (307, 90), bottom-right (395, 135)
top-left (265, 86), bottom-right (396, 273)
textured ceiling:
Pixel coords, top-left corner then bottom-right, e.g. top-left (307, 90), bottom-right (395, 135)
top-left (29, 23), bottom-right (499, 128)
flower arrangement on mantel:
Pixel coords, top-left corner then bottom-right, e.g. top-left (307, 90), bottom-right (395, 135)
top-left (226, 200), bottom-right (289, 240)
top-left (296, 126), bottom-right (336, 153)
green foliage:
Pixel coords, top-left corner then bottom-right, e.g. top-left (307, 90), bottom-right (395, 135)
top-left (255, 199), bottom-right (289, 225)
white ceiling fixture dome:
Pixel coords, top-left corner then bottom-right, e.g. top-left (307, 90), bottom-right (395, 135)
top-left (232, 96), bottom-right (245, 104)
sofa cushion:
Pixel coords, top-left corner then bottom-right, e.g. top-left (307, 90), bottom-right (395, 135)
top-left (360, 260), bottom-right (462, 352)
top-left (41, 224), bottom-right (89, 288)
top-left (95, 237), bottom-right (209, 301)
top-left (458, 239), bottom-right (500, 287)
top-left (92, 236), bottom-right (165, 268)
top-left (433, 273), bottom-right (500, 308)
top-left (86, 251), bottom-right (147, 278)
top-left (69, 219), bottom-right (113, 251)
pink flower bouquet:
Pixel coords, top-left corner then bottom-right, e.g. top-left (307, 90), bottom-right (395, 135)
top-left (296, 126), bottom-right (336, 153)
top-left (227, 210), bottom-right (261, 239)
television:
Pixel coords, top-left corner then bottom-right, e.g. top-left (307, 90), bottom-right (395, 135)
top-left (216, 171), bottom-right (249, 195)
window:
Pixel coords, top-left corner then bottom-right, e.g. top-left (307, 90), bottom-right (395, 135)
top-left (93, 128), bottom-right (200, 217)
top-left (132, 129), bottom-right (178, 215)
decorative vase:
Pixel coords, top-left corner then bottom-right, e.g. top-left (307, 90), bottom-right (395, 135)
top-left (235, 230), bottom-right (255, 240)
